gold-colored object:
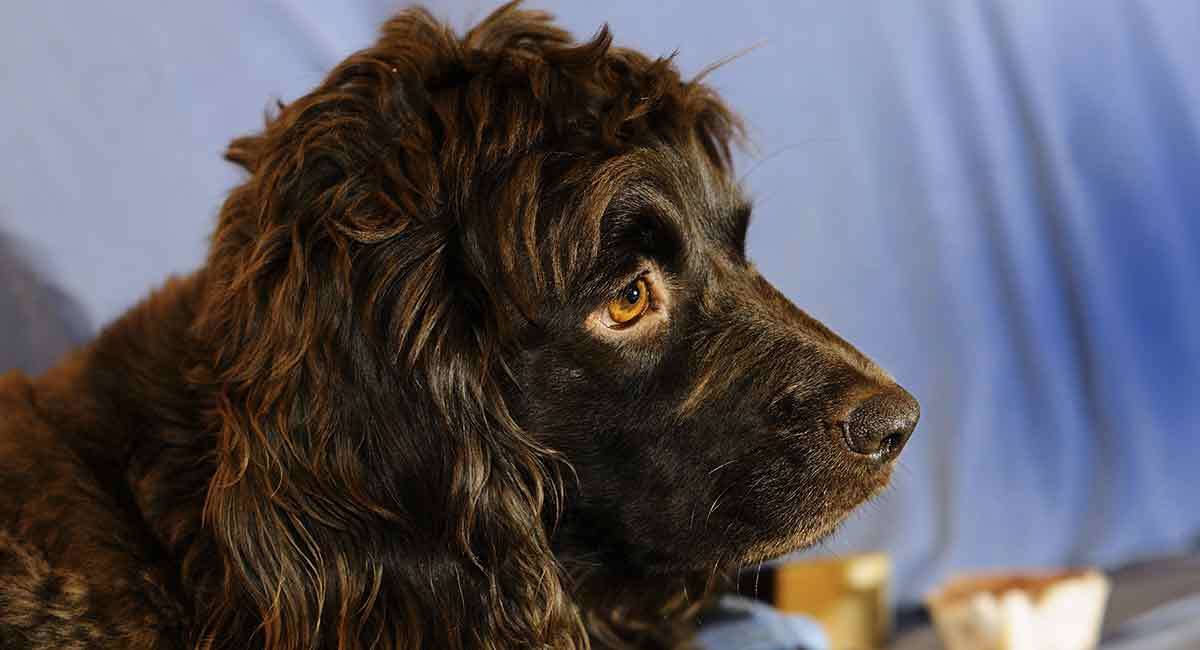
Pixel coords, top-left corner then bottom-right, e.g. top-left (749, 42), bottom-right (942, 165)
top-left (608, 278), bottom-right (649, 324)
top-left (774, 553), bottom-right (892, 649)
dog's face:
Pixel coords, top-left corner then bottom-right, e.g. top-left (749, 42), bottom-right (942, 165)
top-left (507, 145), bottom-right (919, 576)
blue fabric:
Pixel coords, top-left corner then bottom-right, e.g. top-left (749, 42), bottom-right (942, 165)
top-left (2, 1), bottom-right (1197, 611)
top-left (694, 597), bottom-right (828, 650)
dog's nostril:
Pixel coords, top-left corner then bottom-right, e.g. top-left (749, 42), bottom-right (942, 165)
top-left (881, 432), bottom-right (904, 453)
top-left (841, 388), bottom-right (920, 461)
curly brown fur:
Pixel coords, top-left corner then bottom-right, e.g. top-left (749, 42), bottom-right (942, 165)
top-left (0, 3), bottom-right (917, 649)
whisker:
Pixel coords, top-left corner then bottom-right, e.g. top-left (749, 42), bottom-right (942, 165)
top-left (754, 560), bottom-right (763, 600)
top-left (708, 459), bottom-right (737, 475)
top-left (705, 485), bottom-right (733, 527)
top-left (707, 553), bottom-right (723, 594)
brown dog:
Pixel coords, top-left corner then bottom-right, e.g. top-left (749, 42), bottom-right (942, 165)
top-left (0, 4), bottom-right (917, 649)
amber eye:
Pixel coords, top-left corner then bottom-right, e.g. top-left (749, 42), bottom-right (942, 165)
top-left (607, 278), bottom-right (650, 325)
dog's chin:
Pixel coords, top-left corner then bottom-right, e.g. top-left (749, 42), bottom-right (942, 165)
top-left (701, 474), bottom-right (895, 574)
top-left (737, 512), bottom-right (854, 567)
top-left (577, 457), bottom-right (898, 579)
top-left (631, 506), bottom-right (860, 578)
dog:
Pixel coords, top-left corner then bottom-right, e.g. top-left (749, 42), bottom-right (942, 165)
top-left (0, 3), bottom-right (918, 648)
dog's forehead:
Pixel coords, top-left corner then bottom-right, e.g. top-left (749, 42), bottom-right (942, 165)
top-left (599, 143), bottom-right (747, 254)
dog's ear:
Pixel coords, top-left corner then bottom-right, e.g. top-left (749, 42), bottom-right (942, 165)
top-left (191, 9), bottom-right (583, 649)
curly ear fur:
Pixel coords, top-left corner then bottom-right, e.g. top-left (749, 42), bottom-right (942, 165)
top-left (180, 3), bottom-right (742, 648)
top-left (193, 7), bottom-right (581, 649)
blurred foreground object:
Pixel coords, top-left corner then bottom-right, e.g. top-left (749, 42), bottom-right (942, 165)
top-left (0, 233), bottom-right (91, 373)
top-left (775, 553), bottom-right (892, 649)
top-left (927, 570), bottom-right (1109, 650)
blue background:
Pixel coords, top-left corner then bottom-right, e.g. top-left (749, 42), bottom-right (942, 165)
top-left (2, 1), bottom-right (1197, 603)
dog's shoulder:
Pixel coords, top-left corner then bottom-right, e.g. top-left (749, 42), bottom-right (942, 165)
top-left (0, 371), bottom-right (190, 649)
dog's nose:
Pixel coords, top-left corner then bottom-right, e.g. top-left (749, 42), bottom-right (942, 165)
top-left (841, 387), bottom-right (919, 461)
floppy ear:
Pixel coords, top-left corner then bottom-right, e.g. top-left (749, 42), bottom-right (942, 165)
top-left (190, 15), bottom-right (583, 650)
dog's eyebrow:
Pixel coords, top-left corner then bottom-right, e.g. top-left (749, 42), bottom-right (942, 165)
top-left (628, 209), bottom-right (686, 263)
top-left (611, 208), bottom-right (683, 266)
top-left (598, 182), bottom-right (687, 265)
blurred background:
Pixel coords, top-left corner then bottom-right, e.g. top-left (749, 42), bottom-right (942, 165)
top-left (2, 0), bottom-right (1198, 630)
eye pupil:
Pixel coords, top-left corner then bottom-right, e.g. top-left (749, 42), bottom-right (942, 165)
top-left (623, 284), bottom-right (641, 304)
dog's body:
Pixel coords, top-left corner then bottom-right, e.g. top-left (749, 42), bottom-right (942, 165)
top-left (0, 5), bottom-right (917, 649)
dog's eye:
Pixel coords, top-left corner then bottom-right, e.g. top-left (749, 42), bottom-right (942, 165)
top-left (608, 278), bottom-right (649, 325)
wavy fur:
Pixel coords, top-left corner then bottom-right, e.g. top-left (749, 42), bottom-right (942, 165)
top-left (0, 3), bottom-right (914, 649)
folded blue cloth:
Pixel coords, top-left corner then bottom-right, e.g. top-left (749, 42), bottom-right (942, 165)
top-left (694, 596), bottom-right (829, 650)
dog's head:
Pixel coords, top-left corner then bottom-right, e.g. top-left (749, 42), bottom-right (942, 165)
top-left (195, 3), bottom-right (916, 648)
top-left (527, 151), bottom-right (919, 575)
